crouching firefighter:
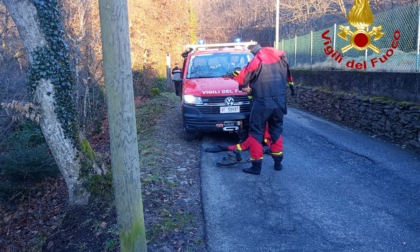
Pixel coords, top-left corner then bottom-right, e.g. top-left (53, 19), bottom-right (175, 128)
top-left (206, 44), bottom-right (294, 175)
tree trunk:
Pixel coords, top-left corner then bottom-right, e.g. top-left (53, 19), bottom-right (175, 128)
top-left (34, 79), bottom-right (89, 205)
top-left (2, 0), bottom-right (90, 205)
top-left (98, 0), bottom-right (147, 250)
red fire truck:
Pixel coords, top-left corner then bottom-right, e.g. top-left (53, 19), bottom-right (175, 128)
top-left (179, 41), bottom-right (257, 140)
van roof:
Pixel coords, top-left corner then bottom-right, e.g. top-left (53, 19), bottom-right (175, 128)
top-left (185, 41), bottom-right (257, 52)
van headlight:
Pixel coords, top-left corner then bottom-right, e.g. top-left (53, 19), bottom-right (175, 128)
top-left (183, 95), bottom-right (203, 105)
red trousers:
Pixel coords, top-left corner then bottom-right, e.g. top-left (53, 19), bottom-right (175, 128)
top-left (228, 124), bottom-right (283, 160)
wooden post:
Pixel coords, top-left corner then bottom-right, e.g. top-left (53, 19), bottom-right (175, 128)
top-left (166, 53), bottom-right (172, 90)
top-left (98, 0), bottom-right (147, 251)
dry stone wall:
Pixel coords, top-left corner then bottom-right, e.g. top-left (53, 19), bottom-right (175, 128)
top-left (289, 70), bottom-right (420, 151)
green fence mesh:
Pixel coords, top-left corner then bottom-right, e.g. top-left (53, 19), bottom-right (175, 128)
top-left (279, 2), bottom-right (419, 72)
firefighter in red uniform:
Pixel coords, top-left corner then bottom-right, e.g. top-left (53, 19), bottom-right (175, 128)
top-left (208, 44), bottom-right (294, 175)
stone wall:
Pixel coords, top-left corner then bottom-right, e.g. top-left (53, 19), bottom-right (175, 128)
top-left (289, 70), bottom-right (420, 151)
top-left (292, 70), bottom-right (420, 104)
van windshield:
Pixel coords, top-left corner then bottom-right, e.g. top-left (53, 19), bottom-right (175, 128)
top-left (187, 52), bottom-right (253, 78)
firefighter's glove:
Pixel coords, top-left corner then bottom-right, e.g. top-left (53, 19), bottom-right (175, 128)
top-left (232, 67), bottom-right (241, 77)
top-left (232, 69), bottom-right (240, 77)
top-left (288, 82), bottom-right (295, 96)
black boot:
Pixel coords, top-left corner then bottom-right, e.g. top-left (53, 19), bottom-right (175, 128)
top-left (233, 149), bottom-right (242, 162)
top-left (272, 155), bottom-right (283, 171)
top-left (243, 160), bottom-right (262, 175)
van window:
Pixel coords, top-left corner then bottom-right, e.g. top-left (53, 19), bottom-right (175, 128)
top-left (187, 52), bottom-right (253, 79)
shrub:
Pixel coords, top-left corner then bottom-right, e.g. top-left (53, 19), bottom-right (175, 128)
top-left (133, 65), bottom-right (171, 97)
top-left (86, 172), bottom-right (114, 198)
top-left (151, 87), bottom-right (160, 96)
top-left (0, 121), bottom-right (59, 183)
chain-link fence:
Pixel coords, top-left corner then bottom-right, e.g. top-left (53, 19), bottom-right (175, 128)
top-left (279, 2), bottom-right (419, 72)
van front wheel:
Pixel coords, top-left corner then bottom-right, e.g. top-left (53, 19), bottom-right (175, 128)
top-left (183, 129), bottom-right (197, 141)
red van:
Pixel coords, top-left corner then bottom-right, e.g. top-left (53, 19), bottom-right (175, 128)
top-left (180, 41), bottom-right (256, 140)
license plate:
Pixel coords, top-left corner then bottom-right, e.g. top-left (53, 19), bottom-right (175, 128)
top-left (220, 106), bottom-right (240, 113)
top-left (223, 121), bottom-right (236, 126)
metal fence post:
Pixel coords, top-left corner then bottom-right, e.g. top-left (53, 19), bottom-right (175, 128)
top-left (294, 35), bottom-right (297, 67)
top-left (310, 31), bottom-right (313, 67)
top-left (365, 27), bottom-right (368, 70)
top-left (333, 23), bottom-right (337, 51)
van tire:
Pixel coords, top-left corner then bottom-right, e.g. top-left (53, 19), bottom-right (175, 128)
top-left (183, 130), bottom-right (197, 141)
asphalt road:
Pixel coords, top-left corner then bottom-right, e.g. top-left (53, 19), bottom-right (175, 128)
top-left (200, 107), bottom-right (420, 252)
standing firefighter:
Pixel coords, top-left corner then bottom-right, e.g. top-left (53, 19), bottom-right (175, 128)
top-left (225, 44), bottom-right (294, 175)
top-left (172, 63), bottom-right (183, 96)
